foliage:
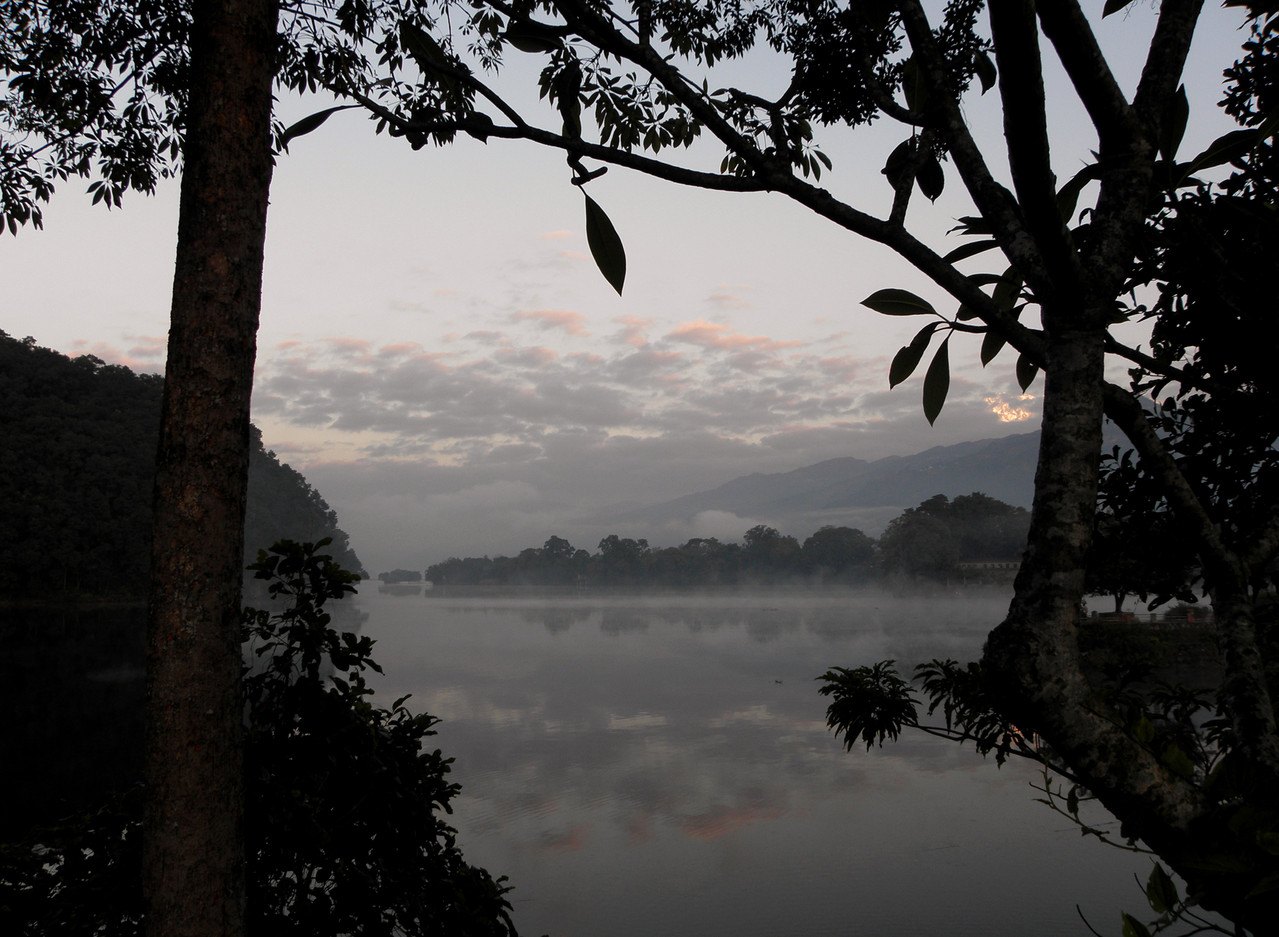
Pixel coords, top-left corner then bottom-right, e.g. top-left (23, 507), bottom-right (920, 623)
top-left (817, 662), bottom-right (918, 751)
top-left (0, 541), bottom-right (519, 937)
top-left (877, 492), bottom-right (1029, 580)
top-left (1087, 447), bottom-right (1199, 613)
top-left (0, 330), bottom-right (364, 599)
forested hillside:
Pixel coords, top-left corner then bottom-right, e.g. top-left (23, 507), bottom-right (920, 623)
top-left (0, 331), bottom-right (363, 598)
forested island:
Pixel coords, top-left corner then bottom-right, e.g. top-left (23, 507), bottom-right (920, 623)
top-left (424, 492), bottom-right (1030, 589)
top-left (0, 330), bottom-right (364, 600)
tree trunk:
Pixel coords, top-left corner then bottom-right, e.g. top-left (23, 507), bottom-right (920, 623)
top-left (982, 324), bottom-right (1207, 877)
top-left (143, 2), bottom-right (279, 936)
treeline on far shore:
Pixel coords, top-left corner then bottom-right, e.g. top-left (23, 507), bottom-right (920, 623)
top-left (414, 492), bottom-right (1031, 589)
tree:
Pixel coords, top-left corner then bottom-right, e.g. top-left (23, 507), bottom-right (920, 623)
top-left (877, 510), bottom-right (957, 581)
top-left (800, 525), bottom-right (875, 581)
top-left (345, 1), bottom-right (1279, 928)
top-left (2, 3), bottom-right (457, 934)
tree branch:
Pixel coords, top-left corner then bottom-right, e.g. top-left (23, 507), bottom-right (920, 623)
top-left (988, 0), bottom-right (1085, 306)
top-left (1036, 0), bottom-right (1134, 150)
top-left (896, 0), bottom-right (1052, 292)
top-left (1132, 0), bottom-right (1206, 128)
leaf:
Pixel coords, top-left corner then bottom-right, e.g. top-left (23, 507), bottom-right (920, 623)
top-left (922, 338), bottom-right (950, 425)
top-left (980, 328), bottom-right (1006, 366)
top-left (1145, 863), bottom-right (1179, 914)
top-left (1160, 85), bottom-right (1189, 163)
top-left (1183, 127), bottom-right (1262, 177)
top-left (974, 52), bottom-right (997, 94)
top-left (949, 215), bottom-right (993, 236)
top-left (1056, 163), bottom-right (1101, 222)
top-left (992, 267), bottom-right (1023, 310)
top-left (1103, 0), bottom-right (1131, 17)
top-left (1121, 912), bottom-right (1152, 937)
top-left (584, 192), bottom-right (626, 295)
top-left (916, 155), bottom-right (944, 201)
top-left (889, 322), bottom-right (940, 388)
top-left (882, 138), bottom-right (914, 191)
top-left (862, 288), bottom-right (938, 317)
top-left (279, 106), bottom-right (354, 148)
top-left (942, 239), bottom-right (999, 264)
top-left (1016, 353), bottom-right (1038, 391)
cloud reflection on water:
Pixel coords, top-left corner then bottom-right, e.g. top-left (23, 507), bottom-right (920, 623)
top-left (359, 590), bottom-right (1149, 937)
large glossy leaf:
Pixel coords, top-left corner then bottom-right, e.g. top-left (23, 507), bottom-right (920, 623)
top-left (1056, 163), bottom-right (1102, 222)
top-left (916, 155), bottom-right (944, 201)
top-left (992, 267), bottom-right (1023, 311)
top-left (980, 328), bottom-right (1006, 366)
top-left (1183, 127), bottom-right (1262, 177)
top-left (1121, 913), bottom-right (1152, 937)
top-left (889, 322), bottom-right (940, 388)
top-left (922, 339), bottom-right (950, 425)
top-left (279, 106), bottom-right (354, 148)
top-left (1016, 352), bottom-right (1039, 391)
top-left (584, 193), bottom-right (626, 295)
top-left (882, 138), bottom-right (913, 191)
top-left (941, 239), bottom-right (999, 264)
top-left (1145, 863), bottom-right (1179, 914)
top-left (862, 288), bottom-right (938, 317)
top-left (974, 52), bottom-right (997, 94)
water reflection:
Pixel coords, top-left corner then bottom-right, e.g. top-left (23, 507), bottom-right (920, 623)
top-left (362, 589), bottom-right (1150, 937)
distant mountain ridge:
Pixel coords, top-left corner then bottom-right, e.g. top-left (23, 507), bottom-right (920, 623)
top-left (597, 432), bottom-right (1045, 538)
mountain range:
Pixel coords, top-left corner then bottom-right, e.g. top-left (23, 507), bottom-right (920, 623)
top-left (594, 431), bottom-right (1047, 539)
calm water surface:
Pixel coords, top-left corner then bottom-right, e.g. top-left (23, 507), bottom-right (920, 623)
top-left (358, 587), bottom-right (1154, 937)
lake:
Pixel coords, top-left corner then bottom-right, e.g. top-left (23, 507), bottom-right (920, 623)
top-left (355, 586), bottom-right (1157, 937)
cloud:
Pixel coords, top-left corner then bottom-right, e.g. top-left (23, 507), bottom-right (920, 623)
top-left (612, 315), bottom-right (653, 348)
top-left (665, 319), bottom-right (802, 353)
top-left (706, 285), bottom-right (753, 310)
top-left (540, 230), bottom-right (573, 239)
top-left (512, 308), bottom-right (590, 336)
top-left (69, 336), bottom-right (166, 372)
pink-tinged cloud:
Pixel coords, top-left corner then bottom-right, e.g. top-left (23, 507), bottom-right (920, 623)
top-left (666, 319), bottom-right (802, 352)
top-left (378, 341), bottom-right (423, 358)
top-left (324, 337), bottom-right (372, 354)
top-left (540, 229), bottom-right (573, 239)
top-left (464, 330), bottom-right (509, 346)
top-left (495, 345), bottom-right (558, 367)
top-left (275, 339), bottom-right (304, 351)
top-left (513, 308), bottom-right (590, 336)
top-left (707, 290), bottom-right (752, 310)
top-left (69, 340), bottom-right (164, 373)
top-left (816, 355), bottom-right (863, 383)
top-left (558, 249), bottom-right (590, 260)
top-left (613, 314), bottom-right (653, 348)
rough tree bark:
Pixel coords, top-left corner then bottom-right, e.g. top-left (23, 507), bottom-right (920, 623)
top-left (143, 1), bottom-right (280, 935)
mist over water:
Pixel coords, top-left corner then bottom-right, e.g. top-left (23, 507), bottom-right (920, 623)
top-left (359, 587), bottom-right (1152, 937)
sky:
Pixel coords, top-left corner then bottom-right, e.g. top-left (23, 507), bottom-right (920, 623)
top-left (0, 3), bottom-right (1254, 573)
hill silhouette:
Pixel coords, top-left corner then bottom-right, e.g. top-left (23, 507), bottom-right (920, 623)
top-left (0, 331), bottom-right (363, 599)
